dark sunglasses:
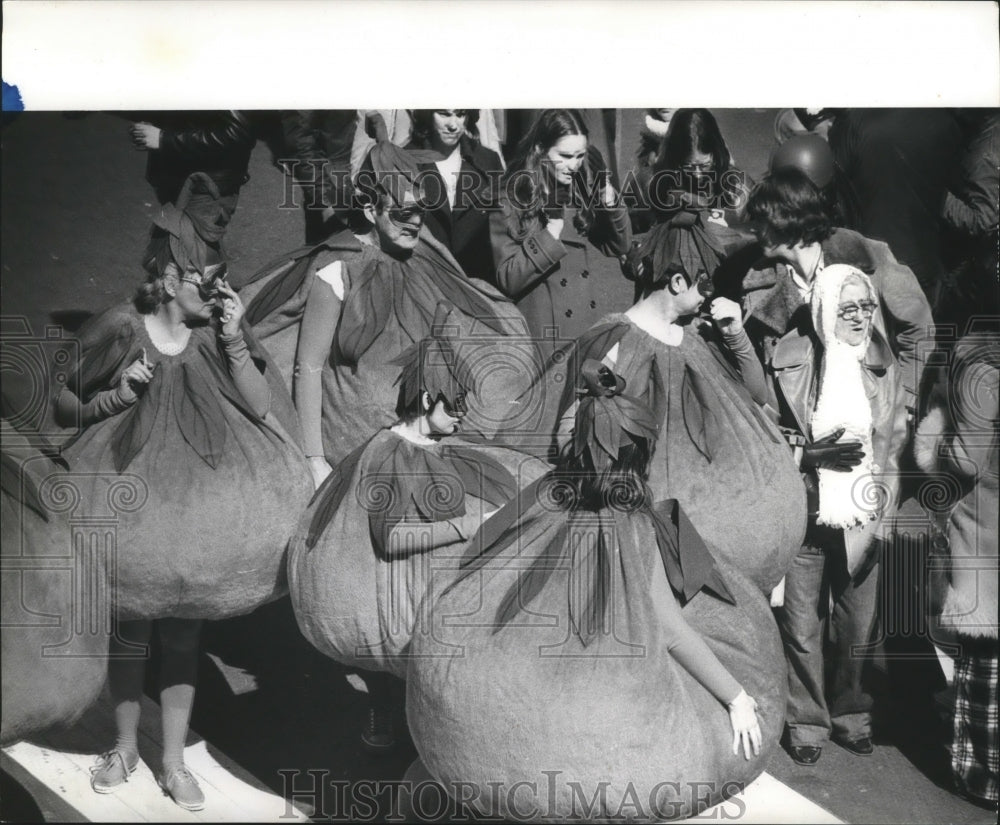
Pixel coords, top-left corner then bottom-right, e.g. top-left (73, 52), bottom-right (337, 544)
top-left (386, 205), bottom-right (425, 226)
top-left (180, 263), bottom-right (228, 300)
top-left (438, 391), bottom-right (467, 417)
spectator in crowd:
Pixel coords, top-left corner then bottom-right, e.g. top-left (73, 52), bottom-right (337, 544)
top-left (278, 110), bottom-right (358, 244)
top-left (915, 326), bottom-right (999, 809)
top-left (649, 108), bottom-right (750, 224)
top-left (741, 167), bottom-right (933, 421)
top-left (829, 108), bottom-right (965, 307)
top-left (938, 109), bottom-right (1000, 329)
top-left (764, 263), bottom-right (909, 765)
top-left (405, 109), bottom-right (504, 283)
top-left (629, 108), bottom-right (676, 233)
top-left (129, 111), bottom-right (255, 224)
top-left (769, 132), bottom-right (859, 228)
top-left (489, 108), bottom-right (633, 353)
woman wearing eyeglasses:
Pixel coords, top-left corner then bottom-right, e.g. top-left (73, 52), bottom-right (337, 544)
top-left (763, 263), bottom-right (908, 766)
top-left (488, 108), bottom-right (633, 353)
top-left (647, 109), bottom-right (749, 221)
top-left (55, 174), bottom-right (311, 811)
top-left (624, 110), bottom-right (755, 308)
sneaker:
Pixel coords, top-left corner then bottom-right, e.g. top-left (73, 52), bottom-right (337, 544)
top-left (158, 764), bottom-right (205, 811)
top-left (90, 749), bottom-right (139, 793)
top-left (361, 706), bottom-right (396, 753)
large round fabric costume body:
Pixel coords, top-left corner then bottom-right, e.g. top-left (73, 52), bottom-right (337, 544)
top-left (242, 230), bottom-right (542, 464)
top-left (1, 422), bottom-right (109, 744)
top-left (288, 430), bottom-right (549, 679)
top-left (59, 305), bottom-right (313, 620)
top-left (561, 315), bottom-right (806, 592)
top-left (406, 484), bottom-right (786, 822)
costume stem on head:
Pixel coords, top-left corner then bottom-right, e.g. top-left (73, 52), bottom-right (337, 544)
top-left (571, 359), bottom-right (658, 476)
top-left (144, 172), bottom-right (231, 278)
top-left (389, 302), bottom-right (476, 414)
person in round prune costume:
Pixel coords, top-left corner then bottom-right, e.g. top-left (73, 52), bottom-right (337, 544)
top-left (1, 419), bottom-right (109, 746)
top-left (406, 361), bottom-right (783, 822)
top-left (54, 173), bottom-right (312, 810)
top-left (241, 114), bottom-right (537, 484)
top-left (550, 239), bottom-right (807, 595)
top-left (288, 305), bottom-right (548, 751)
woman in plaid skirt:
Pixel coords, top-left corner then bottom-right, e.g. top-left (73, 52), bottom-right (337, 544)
top-left (916, 327), bottom-right (999, 808)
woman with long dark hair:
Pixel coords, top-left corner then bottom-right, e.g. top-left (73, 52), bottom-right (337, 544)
top-left (489, 108), bottom-right (633, 351)
top-left (405, 110), bottom-right (504, 283)
top-left (625, 109), bottom-right (754, 316)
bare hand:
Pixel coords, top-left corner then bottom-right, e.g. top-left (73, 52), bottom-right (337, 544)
top-left (118, 348), bottom-right (155, 402)
top-left (709, 297), bottom-right (744, 335)
top-left (130, 122), bottom-right (162, 151)
top-left (308, 456), bottom-right (333, 489)
top-left (216, 281), bottom-right (245, 338)
top-left (545, 218), bottom-right (564, 240)
top-left (728, 689), bottom-right (763, 760)
top-left (604, 181), bottom-right (618, 208)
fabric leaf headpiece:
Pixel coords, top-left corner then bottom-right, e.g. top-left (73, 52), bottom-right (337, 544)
top-left (572, 359), bottom-right (659, 473)
top-left (145, 172), bottom-right (230, 276)
top-left (389, 302), bottom-right (476, 411)
top-left (359, 112), bottom-right (442, 207)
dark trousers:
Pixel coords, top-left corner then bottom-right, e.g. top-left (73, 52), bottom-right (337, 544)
top-left (778, 527), bottom-right (881, 746)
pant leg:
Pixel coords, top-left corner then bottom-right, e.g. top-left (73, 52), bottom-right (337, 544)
top-left (828, 542), bottom-right (881, 741)
top-left (778, 539), bottom-right (831, 746)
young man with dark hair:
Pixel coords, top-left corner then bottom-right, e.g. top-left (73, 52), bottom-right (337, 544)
top-left (741, 167), bottom-right (933, 413)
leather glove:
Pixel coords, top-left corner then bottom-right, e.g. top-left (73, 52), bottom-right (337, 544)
top-left (801, 428), bottom-right (864, 472)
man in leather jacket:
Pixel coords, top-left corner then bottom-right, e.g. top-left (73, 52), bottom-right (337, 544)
top-left (130, 111), bottom-right (255, 217)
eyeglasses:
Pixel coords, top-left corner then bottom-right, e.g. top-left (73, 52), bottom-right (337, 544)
top-left (180, 264), bottom-right (228, 300)
top-left (386, 205), bottom-right (425, 226)
top-left (836, 301), bottom-right (878, 321)
top-left (680, 160), bottom-right (715, 173)
top-left (439, 392), bottom-right (467, 417)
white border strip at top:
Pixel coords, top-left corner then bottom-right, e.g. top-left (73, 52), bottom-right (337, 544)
top-left (2, 0), bottom-right (999, 110)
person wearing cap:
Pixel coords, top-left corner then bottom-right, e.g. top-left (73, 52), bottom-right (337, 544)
top-left (404, 110), bottom-right (505, 284)
top-left (740, 167), bottom-right (933, 421)
top-left (286, 309), bottom-right (549, 752)
top-left (240, 116), bottom-right (533, 486)
top-left (764, 263), bottom-right (909, 765)
top-left (550, 232), bottom-right (807, 595)
top-left (406, 360), bottom-right (776, 821)
top-left (54, 173), bottom-right (312, 811)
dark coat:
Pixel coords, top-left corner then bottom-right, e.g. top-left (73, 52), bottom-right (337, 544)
top-left (489, 196), bottom-right (634, 349)
top-left (741, 228), bottom-right (934, 403)
top-left (408, 138), bottom-right (504, 283)
top-left (142, 111), bottom-right (255, 203)
top-left (829, 109), bottom-right (965, 296)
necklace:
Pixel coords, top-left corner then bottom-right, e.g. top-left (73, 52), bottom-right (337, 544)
top-left (144, 315), bottom-right (191, 356)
